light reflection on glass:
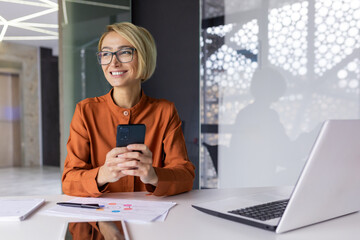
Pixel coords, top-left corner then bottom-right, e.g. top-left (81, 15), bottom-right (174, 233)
top-left (201, 0), bottom-right (360, 189)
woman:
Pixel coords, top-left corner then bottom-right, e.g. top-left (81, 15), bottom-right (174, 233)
top-left (62, 22), bottom-right (195, 197)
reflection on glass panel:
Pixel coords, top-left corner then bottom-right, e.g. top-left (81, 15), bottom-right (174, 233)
top-left (61, 0), bottom-right (131, 104)
top-left (60, 0), bottom-right (131, 168)
top-left (200, 0), bottom-right (360, 189)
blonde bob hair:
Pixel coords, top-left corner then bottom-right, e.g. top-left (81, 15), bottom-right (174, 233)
top-left (98, 22), bottom-right (157, 82)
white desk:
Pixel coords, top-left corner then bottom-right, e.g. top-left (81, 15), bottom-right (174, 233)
top-left (1, 187), bottom-right (359, 240)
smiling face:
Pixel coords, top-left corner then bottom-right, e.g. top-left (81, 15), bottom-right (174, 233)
top-left (100, 31), bottom-right (140, 88)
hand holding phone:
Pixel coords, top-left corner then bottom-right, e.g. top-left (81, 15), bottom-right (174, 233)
top-left (115, 124), bottom-right (158, 185)
top-left (97, 124), bottom-right (157, 187)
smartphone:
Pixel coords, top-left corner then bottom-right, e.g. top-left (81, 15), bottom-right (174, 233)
top-left (116, 124), bottom-right (146, 147)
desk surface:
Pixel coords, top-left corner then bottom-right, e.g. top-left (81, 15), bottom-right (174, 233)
top-left (0, 187), bottom-right (359, 240)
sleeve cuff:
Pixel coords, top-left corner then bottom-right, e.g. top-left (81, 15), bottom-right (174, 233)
top-left (146, 167), bottom-right (174, 196)
top-left (145, 183), bottom-right (156, 193)
top-left (83, 168), bottom-right (109, 197)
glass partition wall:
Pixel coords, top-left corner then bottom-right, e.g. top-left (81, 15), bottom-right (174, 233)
top-left (59, 0), bottom-right (131, 170)
top-left (200, 0), bottom-right (360, 188)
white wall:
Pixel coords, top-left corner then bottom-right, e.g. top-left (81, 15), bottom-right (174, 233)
top-left (0, 42), bottom-right (41, 166)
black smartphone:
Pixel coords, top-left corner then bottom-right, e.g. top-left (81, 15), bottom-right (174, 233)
top-left (116, 124), bottom-right (146, 147)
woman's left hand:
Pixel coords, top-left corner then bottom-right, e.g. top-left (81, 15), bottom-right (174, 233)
top-left (116, 144), bottom-right (158, 186)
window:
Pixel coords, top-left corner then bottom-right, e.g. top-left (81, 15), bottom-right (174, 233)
top-left (200, 0), bottom-right (360, 188)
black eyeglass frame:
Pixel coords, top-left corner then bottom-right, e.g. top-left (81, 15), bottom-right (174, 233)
top-left (96, 47), bottom-right (136, 65)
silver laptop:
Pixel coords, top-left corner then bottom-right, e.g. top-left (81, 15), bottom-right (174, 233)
top-left (192, 119), bottom-right (360, 233)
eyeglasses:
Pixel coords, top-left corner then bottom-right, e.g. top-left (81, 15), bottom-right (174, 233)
top-left (96, 47), bottom-right (136, 65)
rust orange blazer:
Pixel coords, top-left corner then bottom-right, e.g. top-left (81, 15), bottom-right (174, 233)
top-left (62, 89), bottom-right (195, 197)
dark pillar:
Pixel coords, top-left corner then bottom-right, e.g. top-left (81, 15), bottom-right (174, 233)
top-left (40, 47), bottom-right (60, 166)
top-left (132, 0), bottom-right (200, 189)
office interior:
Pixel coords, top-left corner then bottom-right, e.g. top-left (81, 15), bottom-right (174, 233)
top-left (0, 0), bottom-right (359, 196)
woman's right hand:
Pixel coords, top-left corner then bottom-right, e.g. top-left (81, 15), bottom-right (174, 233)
top-left (97, 147), bottom-right (131, 187)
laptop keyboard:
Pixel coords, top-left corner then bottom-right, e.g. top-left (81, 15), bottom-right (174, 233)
top-left (228, 199), bottom-right (289, 221)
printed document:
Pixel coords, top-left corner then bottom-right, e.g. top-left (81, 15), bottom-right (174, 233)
top-left (43, 197), bottom-right (176, 222)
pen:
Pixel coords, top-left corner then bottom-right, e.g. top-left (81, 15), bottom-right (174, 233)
top-left (57, 202), bottom-right (101, 209)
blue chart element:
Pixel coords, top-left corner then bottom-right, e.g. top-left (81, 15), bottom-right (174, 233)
top-left (112, 210), bottom-right (121, 213)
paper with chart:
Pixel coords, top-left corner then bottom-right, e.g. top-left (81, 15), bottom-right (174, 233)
top-left (43, 197), bottom-right (176, 222)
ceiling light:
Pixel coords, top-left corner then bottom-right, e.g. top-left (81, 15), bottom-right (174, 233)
top-left (0, 0), bottom-right (58, 42)
top-left (0, 0), bottom-right (53, 8)
top-left (3, 36), bottom-right (58, 40)
top-left (0, 24), bottom-right (8, 41)
top-left (10, 23), bottom-right (58, 36)
top-left (9, 8), bottom-right (58, 23)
